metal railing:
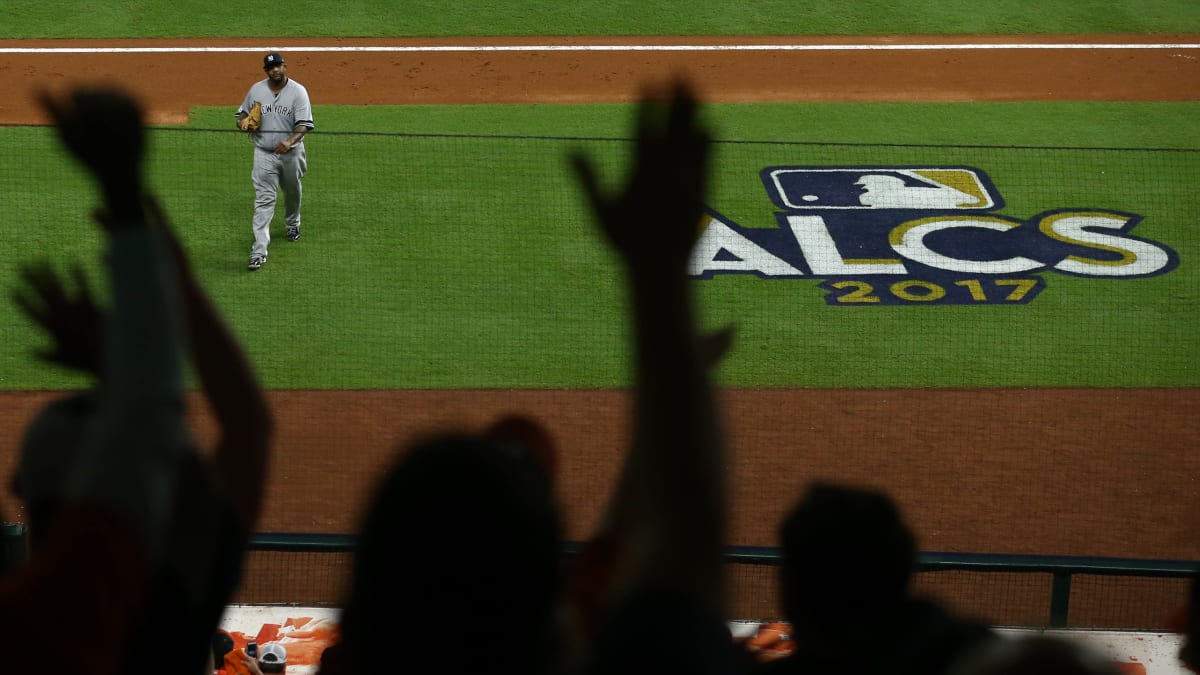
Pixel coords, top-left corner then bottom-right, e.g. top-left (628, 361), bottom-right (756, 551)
top-left (6, 526), bottom-right (1193, 628)
top-left (245, 533), bottom-right (1199, 629)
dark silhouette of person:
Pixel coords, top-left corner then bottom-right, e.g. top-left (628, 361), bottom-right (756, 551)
top-left (759, 483), bottom-right (996, 675)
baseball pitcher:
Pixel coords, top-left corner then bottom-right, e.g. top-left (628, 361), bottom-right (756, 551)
top-left (236, 51), bottom-right (315, 271)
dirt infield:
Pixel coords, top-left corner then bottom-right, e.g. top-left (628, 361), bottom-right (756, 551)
top-left (2, 35), bottom-right (1200, 124)
top-left (2, 36), bottom-right (1198, 566)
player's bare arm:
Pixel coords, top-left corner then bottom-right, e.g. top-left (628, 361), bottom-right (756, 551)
top-left (274, 124), bottom-right (311, 154)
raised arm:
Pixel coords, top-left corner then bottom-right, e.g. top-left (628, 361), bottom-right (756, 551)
top-left (14, 196), bottom-right (273, 533)
top-left (0, 86), bottom-right (190, 675)
top-left (148, 197), bottom-right (274, 530)
top-left (572, 81), bottom-right (726, 614)
top-left (39, 86), bottom-right (189, 555)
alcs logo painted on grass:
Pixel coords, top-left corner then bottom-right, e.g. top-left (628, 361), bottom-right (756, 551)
top-left (688, 166), bottom-right (1178, 305)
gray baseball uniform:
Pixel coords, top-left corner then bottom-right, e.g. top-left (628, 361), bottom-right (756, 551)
top-left (237, 77), bottom-right (314, 260)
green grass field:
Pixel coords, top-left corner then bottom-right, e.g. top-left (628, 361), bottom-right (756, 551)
top-left (2, 102), bottom-right (1197, 390)
top-left (3, 5), bottom-right (1199, 391)
top-left (3, 0), bottom-right (1200, 38)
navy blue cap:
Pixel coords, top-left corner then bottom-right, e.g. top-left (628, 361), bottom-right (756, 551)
top-left (263, 52), bottom-right (285, 69)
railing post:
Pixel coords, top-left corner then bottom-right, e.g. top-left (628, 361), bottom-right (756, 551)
top-left (1049, 571), bottom-right (1072, 627)
top-left (0, 523), bottom-right (27, 572)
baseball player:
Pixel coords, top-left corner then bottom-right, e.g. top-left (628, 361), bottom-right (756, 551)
top-left (236, 51), bottom-right (315, 271)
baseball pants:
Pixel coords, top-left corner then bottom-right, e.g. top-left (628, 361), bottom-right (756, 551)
top-left (250, 144), bottom-right (307, 257)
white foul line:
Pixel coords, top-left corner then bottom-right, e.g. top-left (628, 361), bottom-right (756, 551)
top-left (0, 43), bottom-right (1199, 54)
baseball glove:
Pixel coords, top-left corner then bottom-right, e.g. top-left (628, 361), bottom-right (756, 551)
top-left (243, 101), bottom-right (262, 131)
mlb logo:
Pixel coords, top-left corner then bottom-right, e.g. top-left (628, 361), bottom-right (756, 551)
top-left (763, 166), bottom-right (1002, 211)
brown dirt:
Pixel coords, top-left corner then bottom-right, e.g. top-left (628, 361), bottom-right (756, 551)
top-left (3, 386), bottom-right (1198, 561)
top-left (2, 36), bottom-right (1198, 591)
top-left (1, 35), bottom-right (1198, 124)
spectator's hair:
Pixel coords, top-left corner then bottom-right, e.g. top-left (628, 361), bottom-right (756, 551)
top-left (780, 482), bottom-right (916, 628)
top-left (211, 629), bottom-right (235, 667)
top-left (339, 431), bottom-right (563, 674)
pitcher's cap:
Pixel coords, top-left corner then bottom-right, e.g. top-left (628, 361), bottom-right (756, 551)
top-left (263, 52), bottom-right (285, 69)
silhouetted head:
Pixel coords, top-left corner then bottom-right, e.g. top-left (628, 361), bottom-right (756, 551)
top-left (12, 391), bottom-right (96, 548)
top-left (779, 483), bottom-right (916, 632)
top-left (340, 423), bottom-right (563, 674)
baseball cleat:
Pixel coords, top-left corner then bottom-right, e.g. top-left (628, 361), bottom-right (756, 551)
top-left (286, 227), bottom-right (301, 242)
top-left (248, 254), bottom-right (266, 271)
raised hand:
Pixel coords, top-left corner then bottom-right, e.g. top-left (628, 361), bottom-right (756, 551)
top-left (12, 261), bottom-right (105, 376)
top-left (39, 87), bottom-right (146, 221)
top-left (572, 81), bottom-right (711, 271)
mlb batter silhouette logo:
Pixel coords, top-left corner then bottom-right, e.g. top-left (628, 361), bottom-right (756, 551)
top-left (764, 167), bottom-right (999, 210)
